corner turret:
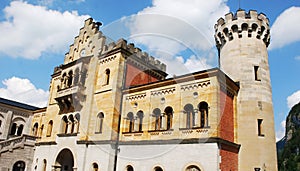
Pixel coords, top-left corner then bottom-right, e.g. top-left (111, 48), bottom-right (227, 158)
top-left (214, 10), bottom-right (278, 171)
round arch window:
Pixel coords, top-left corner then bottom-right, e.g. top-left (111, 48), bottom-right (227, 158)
top-left (126, 165), bottom-right (134, 171)
top-left (154, 166), bottom-right (163, 171)
top-left (12, 161), bottom-right (25, 171)
top-left (186, 165), bottom-right (201, 171)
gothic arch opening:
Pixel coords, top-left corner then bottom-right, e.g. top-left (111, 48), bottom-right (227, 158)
top-left (54, 148), bottom-right (75, 171)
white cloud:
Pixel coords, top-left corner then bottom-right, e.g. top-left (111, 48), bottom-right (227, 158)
top-left (287, 90), bottom-right (300, 109)
top-left (0, 1), bottom-right (89, 59)
top-left (295, 55), bottom-right (300, 60)
top-left (270, 6), bottom-right (300, 50)
top-left (125, 0), bottom-right (229, 75)
top-left (0, 77), bottom-right (49, 107)
top-left (276, 120), bottom-right (286, 141)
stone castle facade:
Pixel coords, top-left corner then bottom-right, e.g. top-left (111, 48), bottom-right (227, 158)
top-left (0, 9), bottom-right (277, 171)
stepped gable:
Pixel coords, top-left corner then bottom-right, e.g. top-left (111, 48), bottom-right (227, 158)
top-left (101, 38), bottom-right (167, 72)
top-left (64, 18), bottom-right (106, 64)
top-left (214, 9), bottom-right (270, 50)
top-left (64, 18), bottom-right (166, 73)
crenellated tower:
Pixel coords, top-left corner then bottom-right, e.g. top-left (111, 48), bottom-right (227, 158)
top-left (215, 10), bottom-right (277, 171)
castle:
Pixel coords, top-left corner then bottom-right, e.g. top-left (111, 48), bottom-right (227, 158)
top-left (0, 9), bottom-right (277, 171)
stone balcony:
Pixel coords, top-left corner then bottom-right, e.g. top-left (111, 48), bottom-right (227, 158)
top-left (0, 134), bottom-right (36, 153)
top-left (56, 86), bottom-right (79, 99)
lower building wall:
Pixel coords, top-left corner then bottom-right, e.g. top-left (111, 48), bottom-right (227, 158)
top-left (33, 137), bottom-right (115, 171)
top-left (0, 146), bottom-right (34, 171)
top-left (117, 143), bottom-right (219, 171)
top-left (220, 144), bottom-right (239, 171)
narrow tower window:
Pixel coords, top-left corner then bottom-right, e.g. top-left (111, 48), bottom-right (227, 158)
top-left (105, 69), bottom-right (110, 85)
top-left (254, 66), bottom-right (261, 81)
top-left (257, 119), bottom-right (264, 136)
top-left (96, 112), bottom-right (104, 133)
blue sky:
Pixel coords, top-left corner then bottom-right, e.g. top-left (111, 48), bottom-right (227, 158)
top-left (0, 0), bottom-right (300, 141)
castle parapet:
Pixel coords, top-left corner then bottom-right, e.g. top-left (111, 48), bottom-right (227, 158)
top-left (214, 10), bottom-right (270, 50)
top-left (101, 38), bottom-right (167, 72)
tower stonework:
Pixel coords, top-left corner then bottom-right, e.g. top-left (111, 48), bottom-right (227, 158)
top-left (215, 10), bottom-right (278, 171)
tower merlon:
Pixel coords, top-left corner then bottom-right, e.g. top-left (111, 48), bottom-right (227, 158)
top-left (214, 10), bottom-right (270, 50)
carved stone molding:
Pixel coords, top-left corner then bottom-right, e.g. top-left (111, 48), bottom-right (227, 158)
top-left (100, 55), bottom-right (117, 64)
top-left (151, 87), bottom-right (176, 96)
top-left (180, 80), bottom-right (210, 91)
top-left (125, 93), bottom-right (146, 101)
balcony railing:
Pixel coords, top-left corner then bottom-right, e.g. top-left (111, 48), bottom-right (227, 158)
top-left (0, 134), bottom-right (36, 153)
top-left (56, 86), bottom-right (79, 98)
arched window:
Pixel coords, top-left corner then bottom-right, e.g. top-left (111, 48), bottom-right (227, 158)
top-left (62, 72), bottom-right (67, 89)
top-left (154, 166), bottom-right (163, 171)
top-left (69, 115), bottom-right (75, 134)
top-left (32, 123), bottom-right (39, 136)
top-left (92, 162), bottom-right (99, 171)
top-left (12, 161), bottom-right (25, 171)
top-left (126, 165), bottom-right (134, 171)
top-left (96, 112), bottom-right (104, 133)
top-left (186, 165), bottom-right (201, 171)
top-left (198, 102), bottom-right (209, 128)
top-left (164, 107), bottom-right (173, 130)
top-left (241, 23), bottom-right (248, 31)
top-left (105, 69), bottom-right (110, 85)
top-left (81, 69), bottom-right (87, 85)
top-left (10, 123), bottom-right (17, 135)
top-left (153, 108), bottom-right (162, 130)
top-left (184, 104), bottom-right (195, 129)
top-left (17, 124), bottom-right (24, 136)
top-left (74, 68), bottom-right (80, 85)
top-left (47, 120), bottom-right (53, 137)
top-left (39, 124), bottom-right (44, 137)
top-left (127, 112), bottom-right (134, 133)
top-left (75, 113), bottom-right (80, 133)
top-left (0, 115), bottom-right (4, 134)
top-left (67, 70), bottom-right (73, 87)
top-left (61, 116), bottom-right (68, 134)
top-left (137, 111), bottom-right (144, 132)
top-left (42, 159), bottom-right (47, 171)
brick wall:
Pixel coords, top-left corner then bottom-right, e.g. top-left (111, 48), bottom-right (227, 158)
top-left (220, 144), bottom-right (239, 171)
top-left (219, 90), bottom-right (234, 142)
top-left (125, 63), bottom-right (159, 87)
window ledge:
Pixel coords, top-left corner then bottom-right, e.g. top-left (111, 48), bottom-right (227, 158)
top-left (148, 129), bottom-right (174, 133)
top-left (57, 133), bottom-right (77, 137)
top-left (122, 131), bottom-right (144, 135)
top-left (179, 126), bottom-right (210, 130)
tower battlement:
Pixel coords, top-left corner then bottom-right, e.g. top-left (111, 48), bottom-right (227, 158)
top-left (214, 10), bottom-right (270, 50)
